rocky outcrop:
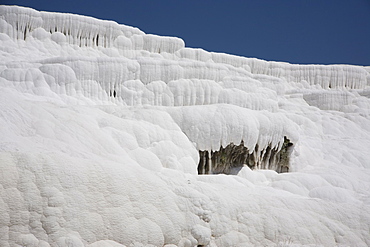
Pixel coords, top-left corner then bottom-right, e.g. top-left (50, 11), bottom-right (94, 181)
top-left (198, 137), bottom-right (293, 174)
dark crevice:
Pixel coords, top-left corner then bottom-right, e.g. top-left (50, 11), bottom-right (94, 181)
top-left (109, 90), bottom-right (117, 98)
top-left (198, 137), bottom-right (293, 175)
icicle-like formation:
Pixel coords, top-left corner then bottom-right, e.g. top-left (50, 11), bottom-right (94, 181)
top-left (0, 58), bottom-right (279, 110)
top-left (0, 5), bottom-right (137, 46)
top-left (210, 54), bottom-right (369, 89)
top-left (198, 137), bottom-right (293, 174)
top-left (0, 5), bottom-right (368, 99)
top-left (166, 104), bottom-right (298, 155)
top-left (0, 6), bottom-right (367, 88)
top-left (0, 6), bottom-right (184, 53)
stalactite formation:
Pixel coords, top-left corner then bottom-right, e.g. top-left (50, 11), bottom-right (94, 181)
top-left (198, 137), bottom-right (293, 175)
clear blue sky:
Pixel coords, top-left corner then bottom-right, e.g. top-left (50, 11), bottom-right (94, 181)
top-left (2, 0), bottom-right (370, 66)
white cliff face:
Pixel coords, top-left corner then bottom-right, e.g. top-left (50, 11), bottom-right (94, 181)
top-left (1, 5), bottom-right (370, 247)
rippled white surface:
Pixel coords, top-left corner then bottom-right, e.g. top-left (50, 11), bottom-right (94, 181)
top-left (1, 6), bottom-right (370, 247)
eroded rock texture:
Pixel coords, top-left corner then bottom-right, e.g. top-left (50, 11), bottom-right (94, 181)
top-left (198, 137), bottom-right (293, 174)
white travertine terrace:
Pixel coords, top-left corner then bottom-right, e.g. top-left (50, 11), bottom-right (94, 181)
top-left (1, 5), bottom-right (370, 247)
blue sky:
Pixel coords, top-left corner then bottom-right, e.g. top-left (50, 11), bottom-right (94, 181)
top-left (3, 0), bottom-right (370, 66)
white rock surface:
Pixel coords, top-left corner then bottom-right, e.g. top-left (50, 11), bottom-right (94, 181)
top-left (1, 5), bottom-right (370, 247)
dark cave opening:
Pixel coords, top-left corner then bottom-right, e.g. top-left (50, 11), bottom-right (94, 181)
top-left (197, 137), bottom-right (293, 175)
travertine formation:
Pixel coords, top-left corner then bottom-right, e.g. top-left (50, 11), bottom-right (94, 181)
top-left (1, 6), bottom-right (370, 247)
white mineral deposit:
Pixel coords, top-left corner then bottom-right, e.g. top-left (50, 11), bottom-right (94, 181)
top-left (0, 6), bottom-right (370, 247)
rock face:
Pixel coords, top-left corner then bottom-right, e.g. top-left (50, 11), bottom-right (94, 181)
top-left (1, 5), bottom-right (370, 247)
top-left (198, 137), bottom-right (293, 174)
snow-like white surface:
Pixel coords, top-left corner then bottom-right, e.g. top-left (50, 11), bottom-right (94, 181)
top-left (1, 5), bottom-right (370, 247)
